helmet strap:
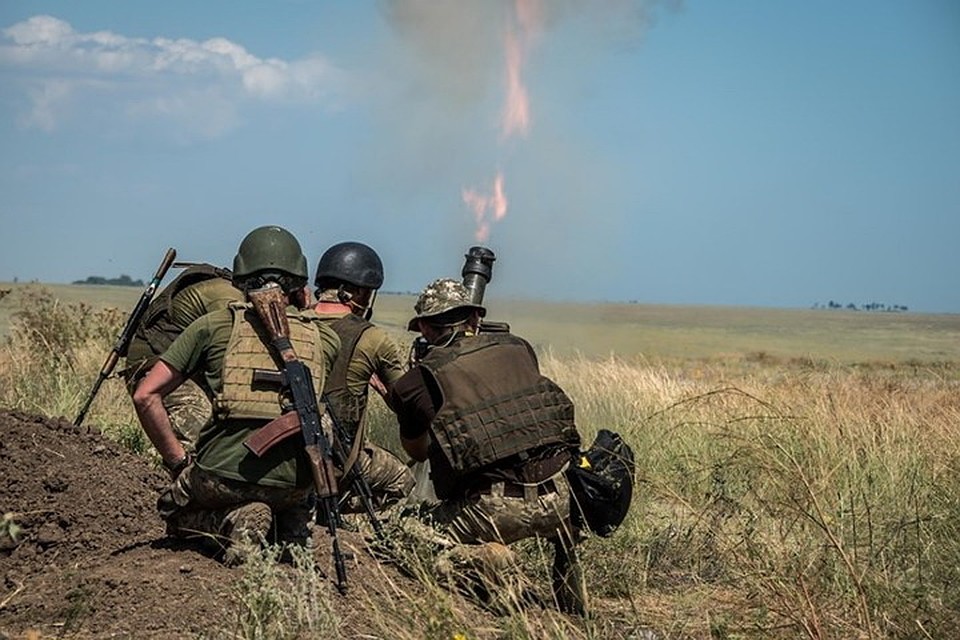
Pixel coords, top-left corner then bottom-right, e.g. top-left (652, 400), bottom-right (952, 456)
top-left (338, 285), bottom-right (376, 320)
top-left (336, 285), bottom-right (353, 305)
top-left (362, 290), bottom-right (378, 321)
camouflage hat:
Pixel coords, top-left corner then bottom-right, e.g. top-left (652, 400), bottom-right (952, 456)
top-left (407, 278), bottom-right (486, 331)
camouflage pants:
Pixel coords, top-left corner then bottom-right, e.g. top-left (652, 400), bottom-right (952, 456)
top-left (340, 442), bottom-right (415, 514)
top-left (161, 379), bottom-right (212, 452)
top-left (396, 471), bottom-right (586, 614)
top-left (157, 464), bottom-right (313, 551)
top-left (126, 368), bottom-right (211, 452)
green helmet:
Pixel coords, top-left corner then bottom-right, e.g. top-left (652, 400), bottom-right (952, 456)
top-left (407, 278), bottom-right (486, 331)
top-left (232, 226), bottom-right (309, 286)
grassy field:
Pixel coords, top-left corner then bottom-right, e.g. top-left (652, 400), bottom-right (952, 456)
top-left (3, 281), bottom-right (958, 364)
top-left (2, 281), bottom-right (958, 638)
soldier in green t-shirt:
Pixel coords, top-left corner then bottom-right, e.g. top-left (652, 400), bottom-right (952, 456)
top-left (123, 264), bottom-right (242, 451)
top-left (133, 226), bottom-right (341, 565)
top-left (312, 241), bottom-right (414, 513)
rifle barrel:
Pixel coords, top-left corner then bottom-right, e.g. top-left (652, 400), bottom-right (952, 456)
top-left (74, 247), bottom-right (177, 427)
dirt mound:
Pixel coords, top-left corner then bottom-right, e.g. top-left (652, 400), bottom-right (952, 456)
top-left (0, 410), bottom-right (618, 639)
top-left (0, 410), bottom-right (505, 639)
top-left (0, 410), bottom-right (238, 637)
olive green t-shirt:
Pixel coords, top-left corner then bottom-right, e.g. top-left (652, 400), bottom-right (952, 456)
top-left (161, 306), bottom-right (341, 488)
top-left (314, 309), bottom-right (406, 394)
top-left (125, 277), bottom-right (241, 367)
top-left (169, 278), bottom-right (242, 329)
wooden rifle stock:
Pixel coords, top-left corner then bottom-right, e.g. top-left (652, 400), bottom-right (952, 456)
top-left (247, 284), bottom-right (347, 592)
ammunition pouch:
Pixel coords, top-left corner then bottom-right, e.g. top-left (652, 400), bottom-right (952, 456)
top-left (566, 429), bottom-right (635, 537)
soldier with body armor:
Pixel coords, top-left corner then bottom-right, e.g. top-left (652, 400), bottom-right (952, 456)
top-left (133, 226), bottom-right (340, 565)
top-left (312, 242), bottom-right (414, 513)
top-left (388, 278), bottom-right (587, 615)
top-left (123, 263), bottom-right (242, 451)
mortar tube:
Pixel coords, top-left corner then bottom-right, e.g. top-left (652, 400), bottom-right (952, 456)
top-left (461, 246), bottom-right (496, 306)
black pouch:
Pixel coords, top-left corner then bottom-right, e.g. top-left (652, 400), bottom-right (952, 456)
top-left (566, 429), bottom-right (635, 537)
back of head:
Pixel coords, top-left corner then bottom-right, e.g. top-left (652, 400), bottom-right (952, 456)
top-left (233, 225), bottom-right (308, 293)
top-left (314, 241), bottom-right (384, 291)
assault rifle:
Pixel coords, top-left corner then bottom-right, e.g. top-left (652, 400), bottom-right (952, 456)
top-left (74, 248), bottom-right (177, 428)
top-left (246, 283), bottom-right (347, 594)
top-left (323, 398), bottom-right (386, 540)
top-left (245, 372), bottom-right (386, 541)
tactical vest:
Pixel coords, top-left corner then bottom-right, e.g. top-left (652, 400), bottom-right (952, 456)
top-left (320, 313), bottom-right (372, 439)
top-left (215, 303), bottom-right (325, 420)
top-left (419, 332), bottom-right (581, 481)
top-left (134, 263), bottom-right (233, 358)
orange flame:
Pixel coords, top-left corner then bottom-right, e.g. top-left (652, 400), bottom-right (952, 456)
top-left (500, 0), bottom-right (540, 140)
top-left (463, 171), bottom-right (508, 243)
top-left (464, 0), bottom-right (539, 241)
top-left (501, 30), bottom-right (529, 140)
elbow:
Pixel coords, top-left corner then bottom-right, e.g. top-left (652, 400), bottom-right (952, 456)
top-left (131, 385), bottom-right (149, 411)
top-left (133, 389), bottom-right (152, 414)
top-left (132, 382), bottom-right (160, 414)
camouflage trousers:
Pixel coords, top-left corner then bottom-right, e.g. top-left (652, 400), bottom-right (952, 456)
top-left (157, 464), bottom-right (313, 552)
top-left (161, 379), bottom-right (212, 452)
top-left (395, 470), bottom-right (587, 614)
top-left (126, 369), bottom-right (211, 452)
top-left (339, 442), bottom-right (415, 514)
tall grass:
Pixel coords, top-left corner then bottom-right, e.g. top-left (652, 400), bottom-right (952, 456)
top-left (0, 287), bottom-right (148, 454)
top-left (2, 288), bottom-right (958, 638)
top-left (220, 543), bottom-right (339, 640)
top-left (540, 353), bottom-right (960, 638)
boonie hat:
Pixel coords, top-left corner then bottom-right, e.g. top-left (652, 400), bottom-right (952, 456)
top-left (407, 278), bottom-right (486, 331)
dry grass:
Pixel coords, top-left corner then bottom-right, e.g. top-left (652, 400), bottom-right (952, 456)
top-left (2, 286), bottom-right (958, 638)
top-left (534, 352), bottom-right (960, 638)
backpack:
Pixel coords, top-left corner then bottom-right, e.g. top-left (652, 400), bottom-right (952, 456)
top-left (566, 429), bottom-right (635, 537)
top-left (136, 263), bottom-right (233, 356)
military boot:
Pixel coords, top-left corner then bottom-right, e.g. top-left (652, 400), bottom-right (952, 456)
top-left (436, 542), bottom-right (530, 611)
top-left (222, 501), bottom-right (273, 567)
top-left (552, 536), bottom-right (587, 616)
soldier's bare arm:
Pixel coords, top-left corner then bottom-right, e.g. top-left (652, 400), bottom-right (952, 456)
top-left (133, 360), bottom-right (188, 469)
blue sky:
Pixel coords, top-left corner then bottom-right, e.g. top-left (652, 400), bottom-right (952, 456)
top-left (1, 1), bottom-right (958, 312)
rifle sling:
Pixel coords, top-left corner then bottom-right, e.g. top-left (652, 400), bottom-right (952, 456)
top-left (334, 411), bottom-right (366, 479)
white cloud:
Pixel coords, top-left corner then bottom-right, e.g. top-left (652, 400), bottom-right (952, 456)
top-left (21, 79), bottom-right (67, 131)
top-left (0, 15), bottom-right (343, 136)
top-left (4, 14), bottom-right (73, 45)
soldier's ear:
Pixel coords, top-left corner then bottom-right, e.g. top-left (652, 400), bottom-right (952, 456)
top-left (336, 285), bottom-right (354, 305)
top-left (292, 286), bottom-right (310, 310)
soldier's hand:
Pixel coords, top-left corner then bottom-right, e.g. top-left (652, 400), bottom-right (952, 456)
top-left (369, 374), bottom-right (388, 399)
top-left (163, 453), bottom-right (193, 480)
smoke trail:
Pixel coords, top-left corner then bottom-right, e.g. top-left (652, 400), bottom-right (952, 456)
top-left (370, 0), bottom-right (679, 294)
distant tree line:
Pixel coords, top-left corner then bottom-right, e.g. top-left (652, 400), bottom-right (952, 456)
top-left (812, 301), bottom-right (908, 312)
top-left (72, 275), bottom-right (144, 287)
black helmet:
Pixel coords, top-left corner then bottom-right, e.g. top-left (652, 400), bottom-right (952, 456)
top-left (314, 241), bottom-right (384, 290)
top-left (233, 225), bottom-right (308, 286)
